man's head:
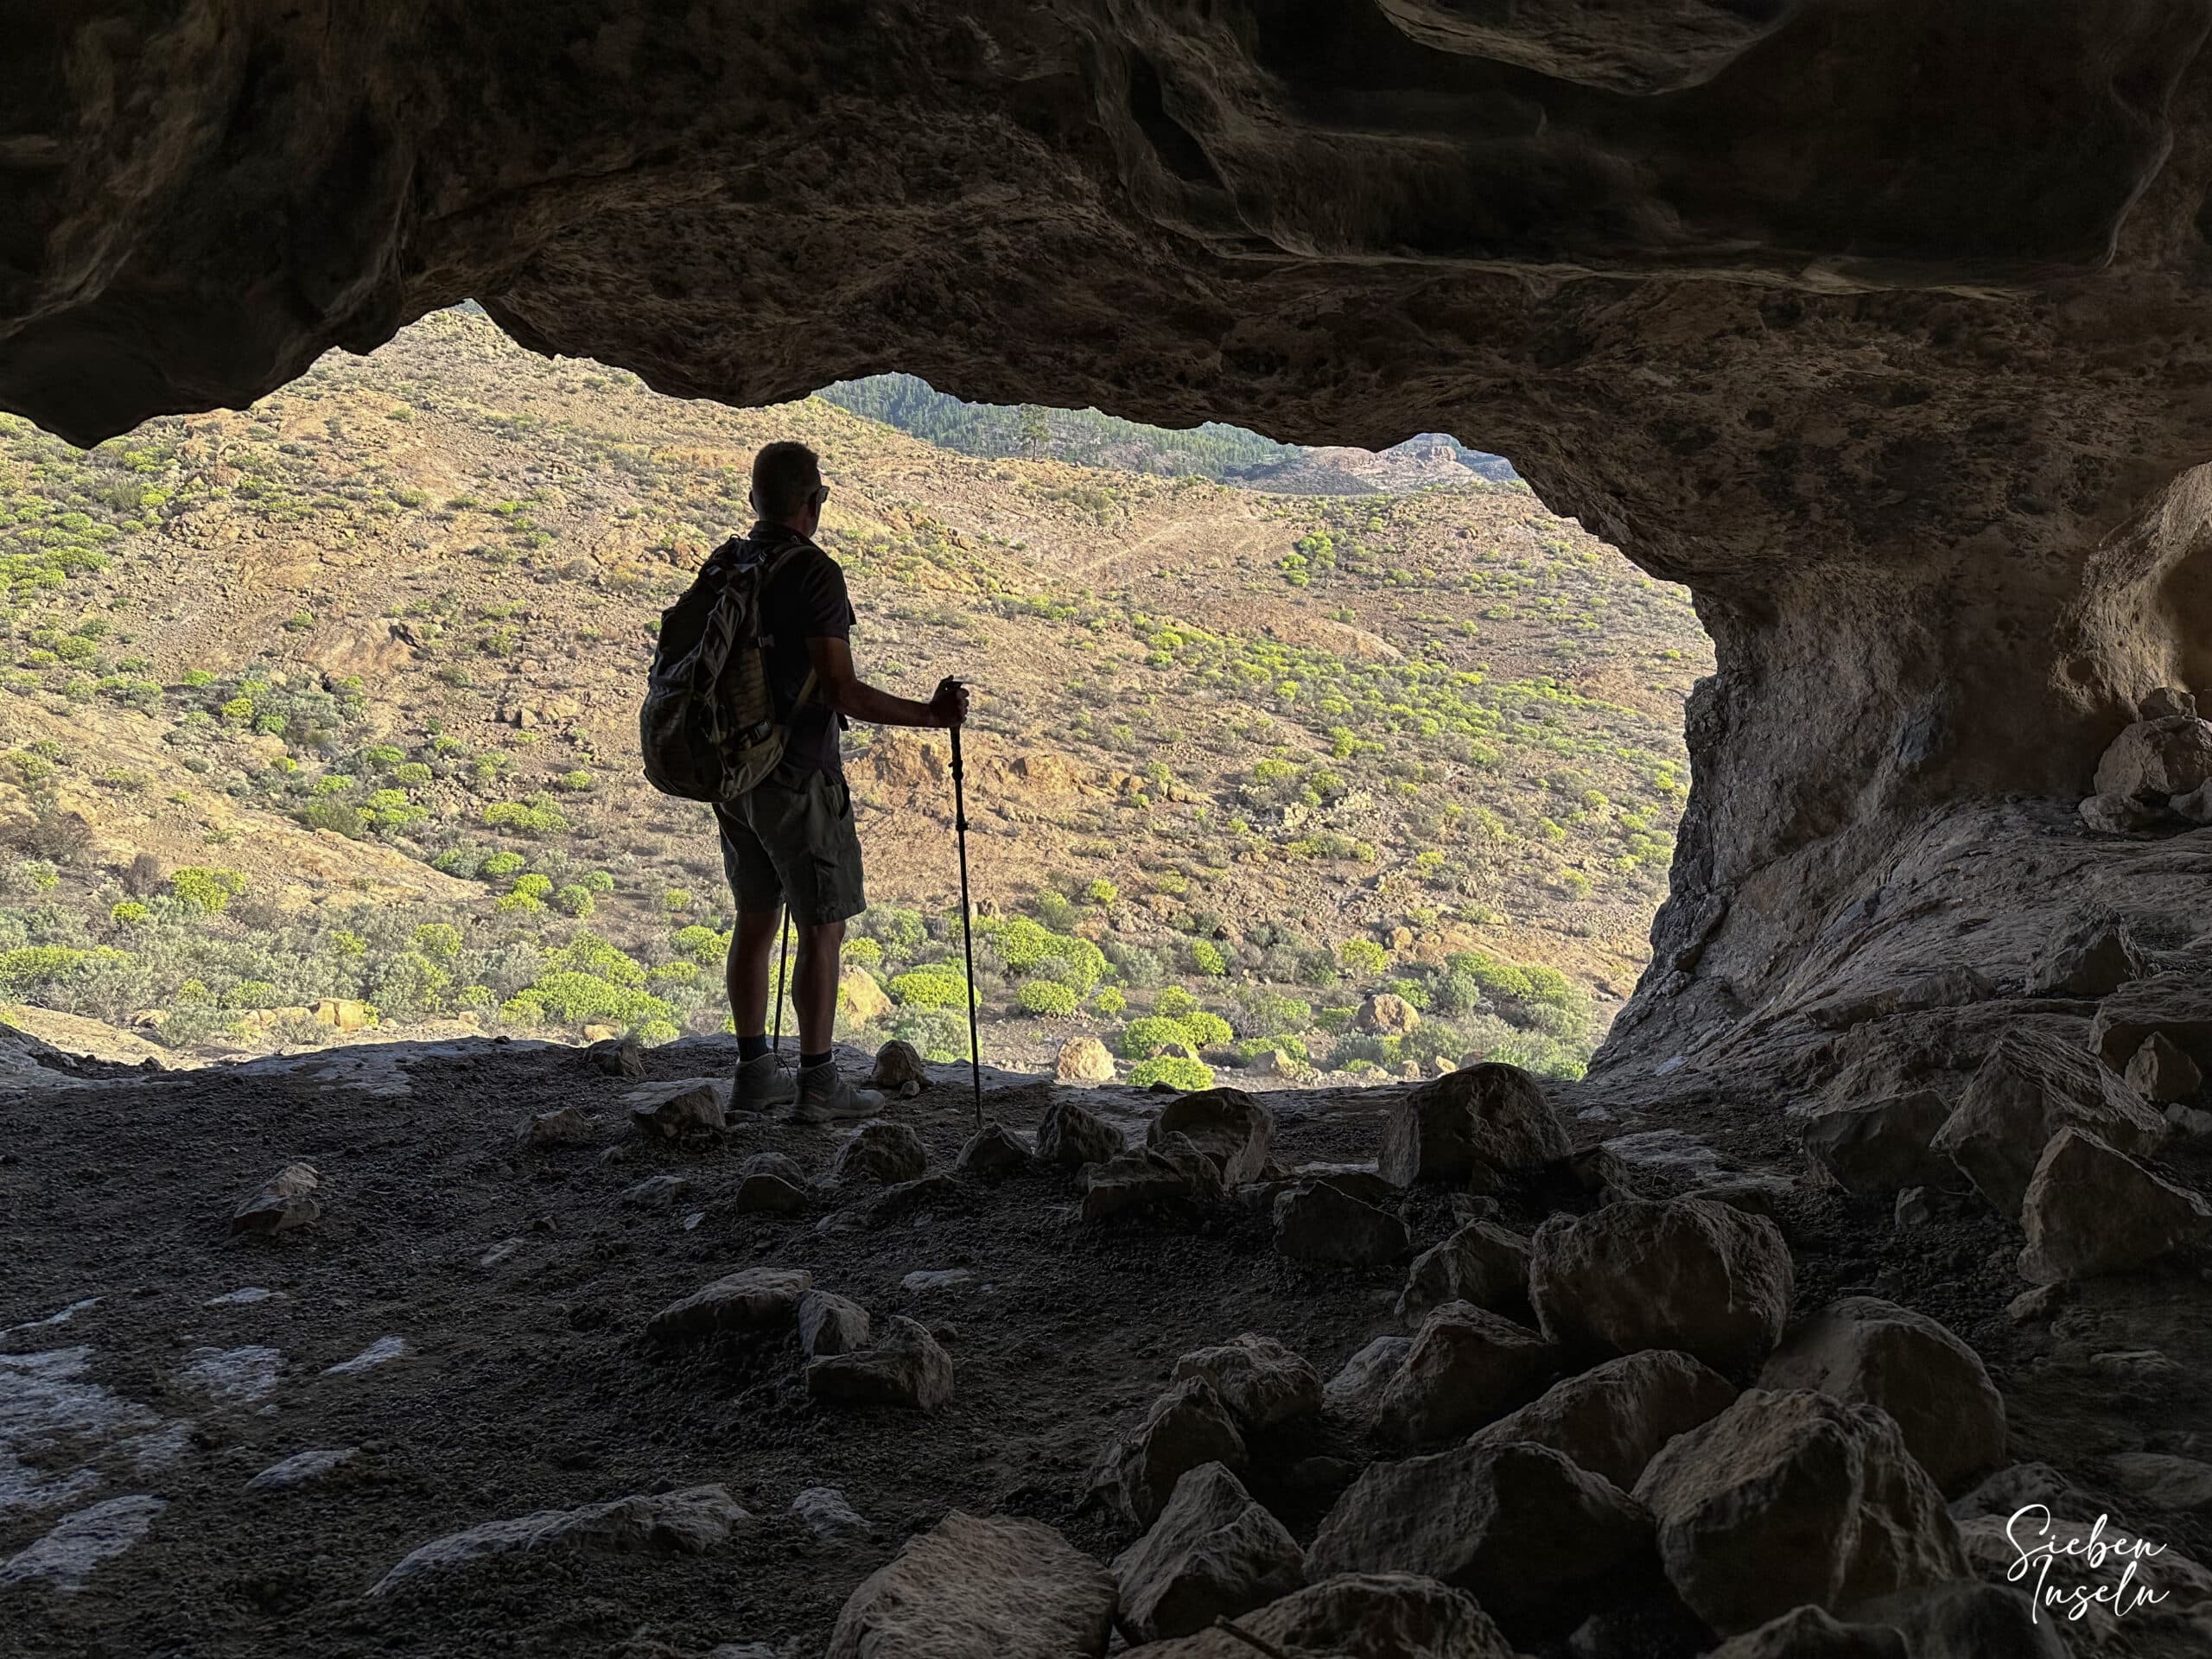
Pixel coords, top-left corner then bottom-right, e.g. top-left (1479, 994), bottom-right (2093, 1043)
top-left (751, 441), bottom-right (826, 535)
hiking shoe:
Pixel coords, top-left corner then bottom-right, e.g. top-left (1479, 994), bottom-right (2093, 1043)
top-left (785, 1061), bottom-right (885, 1124)
top-left (732, 1051), bottom-right (798, 1111)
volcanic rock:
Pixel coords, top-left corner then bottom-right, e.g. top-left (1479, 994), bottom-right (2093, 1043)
top-left (1274, 1181), bottom-right (1412, 1266)
top-left (804, 1315), bottom-right (954, 1412)
top-left (957, 1121), bottom-right (1032, 1175)
top-left (1323, 1337), bottom-right (1413, 1427)
top-left (1101, 1377), bottom-right (1249, 1529)
top-left (1149, 1087), bottom-right (1271, 1186)
top-left (2126, 1032), bottom-right (2204, 1103)
top-left (2017, 1127), bottom-right (2212, 1283)
top-left (1397, 1220), bottom-right (1533, 1325)
top-left (1128, 1573), bottom-right (1515, 1659)
top-left (2092, 715), bottom-right (2212, 802)
top-left (1467, 1349), bottom-right (1737, 1491)
top-left (1375, 1301), bottom-right (1555, 1446)
top-left (825, 1511), bottom-right (1115, 1659)
top-left (796, 1289), bottom-right (872, 1358)
top-left (2024, 913), bottom-right (2150, 997)
top-left (1054, 1036), bottom-right (1116, 1084)
top-left (645, 1268), bottom-right (811, 1343)
top-left (1084, 1134), bottom-right (1224, 1219)
top-left (828, 1120), bottom-right (927, 1187)
top-left (732, 1151), bottom-right (810, 1214)
top-left (1379, 1063), bottom-right (1566, 1189)
top-left (1170, 1333), bottom-right (1322, 1429)
top-left (231, 1163), bottom-right (321, 1235)
top-left (839, 969), bottom-right (891, 1022)
top-left (1929, 1026), bottom-right (2167, 1214)
top-left (1355, 993), bottom-right (1420, 1036)
top-left (1798, 1091), bottom-right (1954, 1197)
top-left (1111, 1462), bottom-right (1306, 1643)
top-left (521, 1107), bottom-right (593, 1147)
top-left (371, 1485), bottom-right (747, 1594)
top-left (866, 1039), bottom-right (927, 1096)
top-left (1037, 1096), bottom-right (1126, 1170)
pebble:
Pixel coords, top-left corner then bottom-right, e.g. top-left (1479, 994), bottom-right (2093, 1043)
top-left (246, 1446), bottom-right (359, 1492)
top-left (0, 1494), bottom-right (167, 1591)
top-left (791, 1484), bottom-right (873, 1540)
top-left (900, 1269), bottom-right (976, 1294)
top-left (180, 1344), bottom-right (283, 1404)
top-left (204, 1287), bottom-right (277, 1307)
top-left (324, 1336), bottom-right (408, 1376)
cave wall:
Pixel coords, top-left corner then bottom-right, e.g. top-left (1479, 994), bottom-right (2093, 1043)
top-left (8, 1), bottom-right (2212, 1065)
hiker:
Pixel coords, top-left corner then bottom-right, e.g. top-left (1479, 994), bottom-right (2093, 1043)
top-left (721, 441), bottom-right (968, 1121)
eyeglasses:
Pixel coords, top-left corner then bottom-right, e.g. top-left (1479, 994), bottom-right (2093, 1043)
top-left (810, 484), bottom-right (830, 507)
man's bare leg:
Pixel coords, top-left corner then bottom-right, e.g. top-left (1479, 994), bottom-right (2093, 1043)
top-left (791, 919), bottom-right (845, 1058)
top-left (729, 906), bottom-right (784, 1040)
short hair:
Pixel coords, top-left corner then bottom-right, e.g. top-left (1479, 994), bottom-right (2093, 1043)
top-left (752, 442), bottom-right (821, 518)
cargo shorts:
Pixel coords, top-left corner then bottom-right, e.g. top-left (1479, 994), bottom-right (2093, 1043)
top-left (715, 767), bottom-right (867, 925)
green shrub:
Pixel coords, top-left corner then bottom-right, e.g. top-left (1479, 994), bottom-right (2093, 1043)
top-left (480, 850), bottom-right (525, 878)
top-left (1091, 986), bottom-right (1126, 1017)
top-left (1084, 879), bottom-right (1119, 905)
top-left (109, 900), bottom-right (150, 925)
top-left (413, 923), bottom-right (462, 959)
top-left (674, 924), bottom-right (729, 963)
top-left (1154, 986), bottom-right (1198, 1019)
top-left (1382, 976), bottom-right (1431, 1011)
top-left (360, 744), bottom-right (405, 771)
top-left (1017, 979), bottom-right (1078, 1016)
top-left (558, 769), bottom-right (594, 791)
top-left (581, 870), bottom-right (615, 893)
top-left (553, 884), bottom-right (594, 918)
top-left (662, 888), bottom-right (694, 911)
top-left (842, 937), bottom-right (884, 967)
top-left (1122, 1015), bottom-right (1201, 1059)
top-left (482, 795), bottom-right (570, 837)
top-left (1338, 938), bottom-right (1389, 976)
top-left (1187, 939), bottom-right (1227, 976)
top-left (647, 960), bottom-right (700, 987)
top-left (859, 906), bottom-right (927, 954)
top-left (982, 917), bottom-right (1106, 993)
top-left (393, 762), bottom-right (432, 785)
top-left (1181, 1010), bottom-right (1233, 1049)
top-left (170, 867), bottom-right (246, 914)
top-left (510, 873), bottom-right (553, 899)
top-left (494, 888), bottom-right (543, 913)
top-left (1128, 1055), bottom-right (1213, 1091)
top-left (890, 965), bottom-right (969, 1011)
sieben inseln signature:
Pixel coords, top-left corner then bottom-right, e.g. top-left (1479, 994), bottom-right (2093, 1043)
top-left (2006, 1504), bottom-right (2171, 1624)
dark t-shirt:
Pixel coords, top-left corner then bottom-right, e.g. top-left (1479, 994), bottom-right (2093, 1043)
top-left (738, 522), bottom-right (853, 779)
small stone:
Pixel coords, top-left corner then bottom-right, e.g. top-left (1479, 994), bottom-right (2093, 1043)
top-left (1379, 1062), bottom-right (1567, 1189)
top-left (1054, 1035), bottom-right (1116, 1083)
top-left (2126, 1033), bottom-right (2203, 1103)
top-left (840, 969), bottom-right (892, 1022)
top-left (1323, 1336), bottom-right (1411, 1426)
top-left (627, 1079), bottom-right (726, 1138)
top-left (589, 1033), bottom-right (646, 1078)
top-left (1170, 1333), bottom-right (1322, 1429)
top-left (900, 1268), bottom-right (974, 1293)
top-left (734, 1151), bottom-right (811, 1213)
top-left (646, 1267), bottom-right (812, 1343)
top-left (1755, 1296), bottom-right (2005, 1495)
top-left (620, 1173), bottom-right (695, 1208)
top-left (1112, 1462), bottom-right (1305, 1643)
top-left (371, 1485), bottom-right (747, 1593)
top-left (797, 1289), bottom-right (871, 1358)
top-left (1798, 1091), bottom-right (1953, 1196)
top-left (957, 1121), bottom-right (1032, 1175)
top-left (1376, 1300), bottom-right (1554, 1445)
top-left (829, 1119), bottom-right (926, 1186)
top-left (1467, 1348), bottom-right (1737, 1491)
top-left (325, 1335), bottom-right (408, 1376)
top-left (521, 1107), bottom-right (593, 1147)
top-left (1149, 1087), bottom-right (1272, 1186)
top-left (804, 1314), bottom-right (953, 1412)
top-left (824, 1512), bottom-right (1116, 1659)
top-left (1397, 1219), bottom-right (1532, 1325)
top-left (246, 1446), bottom-right (359, 1492)
top-left (231, 1162), bottom-right (321, 1235)
top-left (2025, 913), bottom-right (2151, 998)
top-left (791, 1484), bottom-right (874, 1540)
top-left (1893, 1186), bottom-right (1936, 1229)
top-left (2143, 686), bottom-right (2199, 720)
top-left (1102, 1376), bottom-right (1248, 1529)
top-left (1037, 1096), bottom-right (1126, 1169)
top-left (1929, 1026), bottom-right (2167, 1215)
top-left (2004, 1283), bottom-right (2067, 1325)
top-left (1530, 1197), bottom-right (1796, 1376)
top-left (1355, 992), bottom-right (1420, 1036)
top-left (866, 1039), bottom-right (928, 1091)
top-left (1274, 1181), bottom-right (1411, 1266)
top-left (2017, 1127), bottom-right (2212, 1283)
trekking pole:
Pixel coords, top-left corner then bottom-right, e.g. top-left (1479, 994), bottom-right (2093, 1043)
top-left (772, 912), bottom-right (790, 1055)
top-left (950, 699), bottom-right (982, 1128)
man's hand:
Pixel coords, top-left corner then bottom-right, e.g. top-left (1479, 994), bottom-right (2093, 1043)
top-left (929, 677), bottom-right (970, 728)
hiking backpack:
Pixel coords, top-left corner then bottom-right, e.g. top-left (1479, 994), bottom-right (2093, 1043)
top-left (638, 534), bottom-right (817, 801)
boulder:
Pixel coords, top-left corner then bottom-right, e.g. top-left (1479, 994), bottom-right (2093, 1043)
top-left (1397, 1220), bottom-right (1533, 1325)
top-left (2091, 714), bottom-right (2212, 801)
top-left (1054, 1035), bottom-right (1116, 1083)
top-left (2126, 1032), bottom-right (2204, 1103)
top-left (1103, 1377), bottom-right (1249, 1529)
top-left (1083, 1134), bottom-right (1224, 1219)
top-left (1797, 1091), bottom-right (1954, 1196)
top-left (1309, 1440), bottom-right (1651, 1627)
top-left (1171, 1333), bottom-right (1322, 1429)
top-left (646, 1267), bottom-right (812, 1343)
top-left (866, 1039), bottom-right (928, 1094)
top-left (733, 1150), bottom-right (810, 1213)
top-left (804, 1314), bottom-right (954, 1412)
top-left (1632, 1389), bottom-right (1967, 1635)
top-left (957, 1121), bottom-right (1032, 1175)
top-left (1355, 993), bottom-right (1420, 1036)
top-left (2090, 971), bottom-right (2212, 1075)
top-left (2143, 686), bottom-right (2199, 720)
top-left (231, 1162), bottom-right (321, 1235)
top-left (797, 1289), bottom-right (872, 1358)
top-left (2024, 914), bottom-right (2150, 998)
top-left (371, 1484), bottom-right (748, 1593)
top-left (1529, 1197), bottom-right (1795, 1376)
top-left (1323, 1337), bottom-right (1412, 1427)
top-left (2107, 1449), bottom-right (2212, 1511)
top-left (1149, 1088), bottom-right (1271, 1186)
top-left (2176, 779), bottom-right (2212, 823)
top-left (1127, 1573), bottom-right (1516, 1659)
top-left (839, 969), bottom-right (892, 1022)
top-left (588, 1033), bottom-right (646, 1077)
top-left (1929, 1025), bottom-right (2167, 1214)
top-left (1709, 1606), bottom-right (1909, 1659)
top-left (825, 1511), bottom-right (1116, 1659)
top-left (627, 1078), bottom-right (726, 1137)
top-left (1379, 1062), bottom-right (1566, 1189)
top-left (1274, 1181), bottom-right (1411, 1266)
top-left (1112, 1462), bottom-right (1305, 1643)
top-left (1376, 1301), bottom-right (1555, 1446)
top-left (1848, 1582), bottom-right (2066, 1659)
top-left (521, 1106), bottom-right (594, 1147)
top-left (2017, 1127), bottom-right (2212, 1282)
top-left (2079, 791), bottom-right (2167, 832)
top-left (1038, 1096), bottom-right (1126, 1169)
top-left (1467, 1349), bottom-right (1737, 1491)
top-left (829, 1119), bottom-right (927, 1186)
top-left (1755, 1296), bottom-right (2005, 1495)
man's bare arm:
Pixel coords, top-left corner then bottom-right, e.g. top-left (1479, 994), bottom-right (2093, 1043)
top-left (806, 636), bottom-right (967, 728)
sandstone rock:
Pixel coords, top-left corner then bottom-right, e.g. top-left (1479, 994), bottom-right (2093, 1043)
top-left (1149, 1087), bottom-right (1271, 1186)
top-left (733, 1151), bottom-right (810, 1213)
top-left (1037, 1096), bottom-right (1126, 1169)
top-left (2092, 714), bottom-right (2212, 801)
top-left (1112, 1462), bottom-right (1306, 1643)
top-left (1052, 1034), bottom-right (1116, 1084)
top-left (1375, 1301), bottom-right (1554, 1445)
top-left (1323, 1337), bottom-right (1412, 1426)
top-left (646, 1267), bottom-right (811, 1343)
top-left (1083, 1134), bottom-right (1224, 1219)
top-left (1632, 1389), bottom-right (1967, 1635)
top-left (231, 1162), bottom-right (321, 1235)
top-left (797, 1289), bottom-right (872, 1358)
top-left (1355, 992), bottom-right (1420, 1036)
top-left (627, 1078), bottom-right (725, 1138)
top-left (1380, 1061), bottom-right (1566, 1191)
top-left (1467, 1349), bottom-right (1737, 1491)
top-left (957, 1121), bottom-right (1031, 1175)
top-left (1127, 1573), bottom-right (1516, 1659)
top-left (522, 1106), bottom-right (593, 1147)
top-left (825, 1511), bottom-right (1116, 1659)
top-left (866, 1039), bottom-right (927, 1095)
top-left (1755, 1296), bottom-right (2005, 1494)
top-left (2025, 913), bottom-right (2150, 997)
top-left (1171, 1333), bottom-right (1321, 1429)
top-left (836, 969), bottom-right (892, 1024)
top-left (2079, 791), bottom-right (2167, 832)
top-left (1274, 1180), bottom-right (1411, 1266)
top-left (1798, 1090), bottom-right (1954, 1196)
top-left (1310, 1440), bottom-right (1650, 1627)
top-left (1709, 1606), bottom-right (1908, 1659)
top-left (2126, 1032), bottom-right (2204, 1103)
top-left (1529, 1197), bottom-right (1795, 1376)
top-left (2017, 1127), bottom-right (2212, 1282)
top-left (1397, 1220), bottom-right (1532, 1325)
top-left (804, 1314), bottom-right (954, 1412)
top-left (1929, 1025), bottom-right (2167, 1214)
top-left (829, 1119), bottom-right (927, 1186)
top-left (372, 1484), bottom-right (747, 1593)
top-left (313, 998), bottom-right (373, 1031)
top-left (1103, 1377), bottom-right (1248, 1529)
